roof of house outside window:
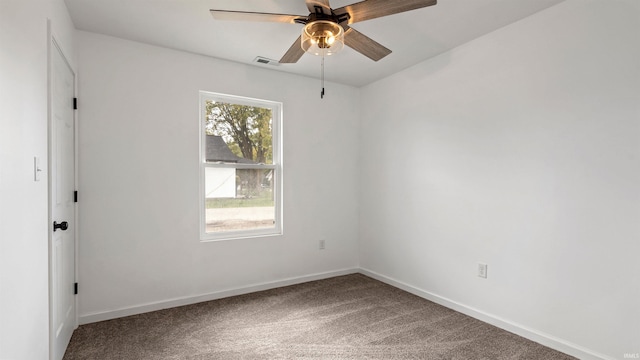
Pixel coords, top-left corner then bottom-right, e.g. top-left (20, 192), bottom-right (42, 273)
top-left (205, 135), bottom-right (256, 164)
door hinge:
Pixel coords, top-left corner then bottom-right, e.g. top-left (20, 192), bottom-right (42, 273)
top-left (74, 190), bottom-right (78, 203)
top-left (74, 282), bottom-right (78, 295)
top-left (73, 97), bottom-right (78, 110)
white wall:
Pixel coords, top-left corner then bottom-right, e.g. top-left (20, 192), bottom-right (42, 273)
top-left (0, 0), bottom-right (76, 359)
top-left (359, 1), bottom-right (639, 359)
top-left (76, 31), bottom-right (360, 321)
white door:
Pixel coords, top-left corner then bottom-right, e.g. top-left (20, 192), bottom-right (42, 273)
top-left (50, 38), bottom-right (76, 360)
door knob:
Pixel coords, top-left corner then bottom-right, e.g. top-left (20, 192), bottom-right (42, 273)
top-left (53, 221), bottom-right (68, 232)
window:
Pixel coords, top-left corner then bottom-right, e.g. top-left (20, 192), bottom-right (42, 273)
top-left (199, 92), bottom-right (282, 240)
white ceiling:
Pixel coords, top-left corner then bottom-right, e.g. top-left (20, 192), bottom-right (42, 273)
top-left (64, 0), bottom-right (565, 87)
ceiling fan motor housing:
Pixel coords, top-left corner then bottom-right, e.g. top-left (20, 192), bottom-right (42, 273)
top-left (294, 9), bottom-right (351, 26)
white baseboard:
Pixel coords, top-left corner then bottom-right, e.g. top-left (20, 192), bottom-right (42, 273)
top-left (358, 268), bottom-right (612, 360)
top-left (78, 267), bottom-right (358, 325)
top-left (78, 266), bottom-right (612, 360)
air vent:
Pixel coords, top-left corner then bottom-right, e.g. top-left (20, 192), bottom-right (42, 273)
top-left (253, 56), bottom-right (280, 66)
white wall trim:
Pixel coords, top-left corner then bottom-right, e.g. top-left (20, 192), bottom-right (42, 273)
top-left (79, 267), bottom-right (614, 360)
top-left (359, 268), bottom-right (613, 360)
top-left (79, 268), bottom-right (358, 325)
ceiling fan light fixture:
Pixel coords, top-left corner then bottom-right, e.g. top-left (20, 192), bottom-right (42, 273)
top-left (301, 20), bottom-right (344, 56)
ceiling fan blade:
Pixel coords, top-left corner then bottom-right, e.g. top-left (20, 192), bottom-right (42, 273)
top-left (344, 27), bottom-right (391, 61)
top-left (335, 0), bottom-right (437, 24)
top-left (210, 10), bottom-right (306, 24)
top-left (279, 36), bottom-right (305, 63)
top-left (306, 0), bottom-right (332, 15)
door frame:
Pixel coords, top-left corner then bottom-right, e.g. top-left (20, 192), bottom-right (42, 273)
top-left (48, 22), bottom-right (78, 360)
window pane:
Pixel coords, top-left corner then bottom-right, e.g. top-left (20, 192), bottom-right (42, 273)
top-left (205, 168), bottom-right (275, 233)
top-left (204, 100), bottom-right (273, 165)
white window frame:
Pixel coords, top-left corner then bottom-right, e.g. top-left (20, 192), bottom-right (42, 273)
top-left (199, 91), bottom-right (283, 241)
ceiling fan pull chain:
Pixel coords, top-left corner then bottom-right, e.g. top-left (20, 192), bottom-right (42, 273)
top-left (321, 52), bottom-right (325, 99)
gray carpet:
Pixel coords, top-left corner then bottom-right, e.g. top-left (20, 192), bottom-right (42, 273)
top-left (64, 274), bottom-right (575, 359)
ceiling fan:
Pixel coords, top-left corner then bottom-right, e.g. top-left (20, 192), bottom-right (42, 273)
top-left (210, 0), bottom-right (438, 63)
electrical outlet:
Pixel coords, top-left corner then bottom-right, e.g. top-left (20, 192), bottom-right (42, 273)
top-left (319, 239), bottom-right (325, 250)
top-left (478, 263), bottom-right (488, 278)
